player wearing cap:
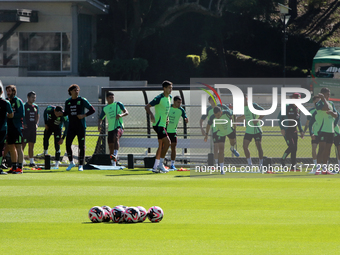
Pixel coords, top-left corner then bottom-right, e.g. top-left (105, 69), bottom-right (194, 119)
top-left (5, 85), bottom-right (25, 174)
top-left (278, 93), bottom-right (305, 171)
top-left (313, 87), bottom-right (337, 174)
top-left (204, 106), bottom-right (237, 174)
top-left (43, 105), bottom-right (69, 169)
top-left (98, 92), bottom-right (128, 166)
top-left (0, 85), bottom-right (13, 175)
top-left (166, 96), bottom-right (188, 170)
top-left (64, 84), bottom-right (95, 171)
top-left (22, 91), bottom-right (39, 167)
top-left (236, 95), bottom-right (264, 170)
top-left (145, 80), bottom-right (172, 173)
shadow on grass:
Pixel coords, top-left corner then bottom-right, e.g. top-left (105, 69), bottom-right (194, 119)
top-left (82, 221), bottom-right (156, 224)
top-left (23, 170), bottom-right (65, 173)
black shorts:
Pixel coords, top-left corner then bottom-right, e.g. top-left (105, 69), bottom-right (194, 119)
top-left (319, 132), bottom-right (334, 144)
top-left (168, 133), bottom-right (177, 144)
top-left (108, 127), bottom-right (124, 144)
top-left (23, 127), bottom-right (37, 143)
top-left (212, 132), bottom-right (226, 143)
top-left (227, 130), bottom-right (236, 140)
top-left (334, 135), bottom-right (340, 147)
top-left (7, 127), bottom-right (23, 145)
top-left (311, 135), bottom-right (319, 144)
top-left (244, 133), bottom-right (262, 142)
top-left (153, 126), bottom-right (168, 140)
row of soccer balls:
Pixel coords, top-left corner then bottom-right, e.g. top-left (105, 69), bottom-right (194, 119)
top-left (89, 205), bottom-right (164, 223)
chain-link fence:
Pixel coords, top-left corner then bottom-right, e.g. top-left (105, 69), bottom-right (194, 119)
top-left (23, 102), bottom-right (340, 166)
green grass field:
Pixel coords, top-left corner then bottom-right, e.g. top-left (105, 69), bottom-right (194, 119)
top-left (1, 168), bottom-right (340, 254)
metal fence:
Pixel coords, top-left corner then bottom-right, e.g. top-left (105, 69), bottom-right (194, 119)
top-left (24, 103), bottom-right (340, 165)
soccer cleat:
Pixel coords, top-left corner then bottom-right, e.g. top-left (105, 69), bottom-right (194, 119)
top-left (1, 162), bottom-right (8, 169)
top-left (169, 165), bottom-right (177, 171)
top-left (0, 170), bottom-right (8, 175)
top-left (314, 166), bottom-right (321, 175)
top-left (156, 164), bottom-right (169, 173)
top-left (29, 163), bottom-right (36, 167)
top-left (13, 168), bottom-right (23, 174)
top-left (110, 154), bottom-right (117, 162)
top-left (230, 148), bottom-right (240, 157)
top-left (7, 168), bottom-right (15, 174)
top-left (152, 168), bottom-right (160, 173)
top-left (78, 165), bottom-right (83, 171)
top-left (66, 162), bottom-right (75, 171)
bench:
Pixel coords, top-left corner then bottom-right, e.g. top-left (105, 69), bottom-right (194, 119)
top-left (118, 137), bottom-right (211, 161)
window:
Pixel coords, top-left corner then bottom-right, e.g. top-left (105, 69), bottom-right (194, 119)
top-left (0, 32), bottom-right (71, 72)
top-left (19, 32), bottom-right (71, 71)
top-left (0, 32), bottom-right (19, 66)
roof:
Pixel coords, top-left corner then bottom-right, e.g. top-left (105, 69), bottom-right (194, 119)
top-left (0, 0), bottom-right (109, 14)
top-left (313, 47), bottom-right (340, 61)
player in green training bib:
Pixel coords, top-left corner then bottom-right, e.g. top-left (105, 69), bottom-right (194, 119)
top-left (236, 94), bottom-right (265, 171)
top-left (145, 80), bottom-right (172, 173)
top-left (314, 87), bottom-right (338, 174)
top-left (304, 96), bottom-right (320, 168)
top-left (204, 106), bottom-right (238, 174)
top-left (99, 92), bottom-right (128, 166)
top-left (166, 96), bottom-right (188, 170)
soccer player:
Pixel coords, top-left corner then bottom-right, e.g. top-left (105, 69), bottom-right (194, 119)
top-left (0, 85), bottom-right (13, 175)
top-left (44, 105), bottom-right (69, 169)
top-left (333, 111), bottom-right (340, 172)
top-left (166, 96), bottom-right (188, 170)
top-left (200, 95), bottom-right (239, 163)
top-left (98, 92), bottom-right (128, 166)
top-left (313, 87), bottom-right (337, 174)
top-left (5, 85), bottom-right (25, 174)
top-left (204, 106), bottom-right (236, 174)
top-left (64, 84), bottom-right (95, 171)
top-left (22, 91), bottom-right (39, 167)
top-left (236, 95), bottom-right (265, 169)
top-left (278, 93), bottom-right (305, 171)
top-left (304, 96), bottom-right (320, 166)
top-left (145, 80), bottom-right (172, 173)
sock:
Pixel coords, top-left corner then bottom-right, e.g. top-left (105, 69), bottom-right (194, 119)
top-left (247, 158), bottom-right (252, 166)
top-left (56, 151), bottom-right (61, 161)
top-left (44, 150), bottom-right (48, 155)
top-left (215, 159), bottom-right (218, 165)
top-left (338, 160), bottom-right (340, 166)
top-left (18, 163), bottom-right (22, 169)
top-left (313, 159), bottom-right (317, 165)
top-left (30, 158), bottom-right (34, 164)
top-left (230, 146), bottom-right (234, 151)
top-left (114, 150), bottom-right (118, 156)
top-left (153, 159), bottom-right (160, 169)
top-left (259, 159), bottom-right (263, 166)
top-left (112, 161), bottom-right (116, 167)
top-left (171, 160), bottom-right (175, 166)
top-left (55, 161), bottom-right (60, 167)
top-left (220, 163), bottom-right (224, 169)
top-left (159, 158), bottom-right (164, 167)
top-left (12, 163), bottom-right (17, 170)
top-left (70, 160), bottom-right (75, 165)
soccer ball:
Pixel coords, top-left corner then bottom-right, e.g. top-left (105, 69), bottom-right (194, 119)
top-left (124, 207), bottom-right (140, 223)
top-left (101, 206), bottom-right (112, 222)
top-left (111, 206), bottom-right (125, 223)
top-left (136, 206), bottom-right (147, 222)
top-left (147, 206), bottom-right (164, 222)
top-left (88, 206), bottom-right (105, 223)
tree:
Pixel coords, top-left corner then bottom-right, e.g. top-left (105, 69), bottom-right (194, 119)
top-left (99, 0), bottom-right (228, 59)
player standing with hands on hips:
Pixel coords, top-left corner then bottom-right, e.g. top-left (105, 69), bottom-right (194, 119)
top-left (64, 84), bottom-right (95, 171)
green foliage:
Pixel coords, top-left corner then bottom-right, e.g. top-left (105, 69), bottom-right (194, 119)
top-left (186, 55), bottom-right (201, 68)
top-left (79, 58), bottom-right (148, 80)
top-left (306, 0), bottom-right (328, 9)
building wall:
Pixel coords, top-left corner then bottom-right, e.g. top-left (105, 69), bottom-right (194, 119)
top-left (0, 3), bottom-right (73, 32)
